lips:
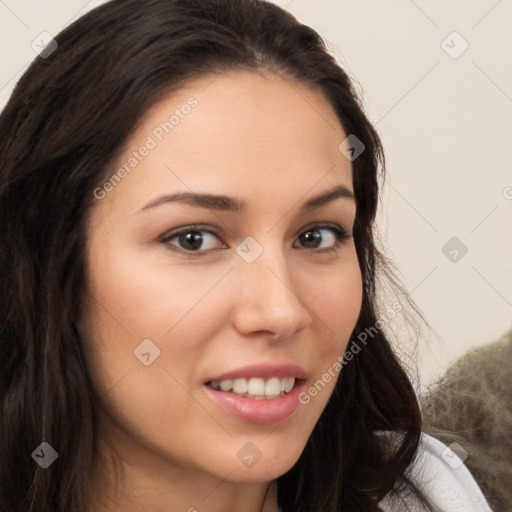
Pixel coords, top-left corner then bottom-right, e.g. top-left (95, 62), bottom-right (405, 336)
top-left (203, 363), bottom-right (307, 424)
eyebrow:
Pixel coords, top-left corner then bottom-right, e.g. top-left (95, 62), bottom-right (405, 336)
top-left (140, 184), bottom-right (355, 214)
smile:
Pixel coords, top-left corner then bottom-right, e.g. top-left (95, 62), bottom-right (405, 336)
top-left (206, 376), bottom-right (296, 399)
top-left (203, 363), bottom-right (307, 424)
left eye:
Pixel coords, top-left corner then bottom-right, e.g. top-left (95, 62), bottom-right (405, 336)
top-left (294, 225), bottom-right (349, 251)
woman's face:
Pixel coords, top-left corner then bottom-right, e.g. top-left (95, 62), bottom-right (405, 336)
top-left (81, 70), bottom-right (362, 484)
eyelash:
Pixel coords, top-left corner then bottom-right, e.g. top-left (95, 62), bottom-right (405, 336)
top-left (160, 223), bottom-right (352, 258)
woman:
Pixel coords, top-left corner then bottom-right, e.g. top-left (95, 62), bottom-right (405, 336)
top-left (0, 0), bottom-right (493, 511)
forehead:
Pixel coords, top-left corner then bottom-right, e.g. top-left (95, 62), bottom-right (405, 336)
top-left (99, 70), bottom-right (353, 214)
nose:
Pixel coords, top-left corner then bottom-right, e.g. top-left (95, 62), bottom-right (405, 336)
top-left (231, 242), bottom-right (312, 341)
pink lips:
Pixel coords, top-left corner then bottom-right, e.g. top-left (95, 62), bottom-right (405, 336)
top-left (203, 363), bottom-right (307, 425)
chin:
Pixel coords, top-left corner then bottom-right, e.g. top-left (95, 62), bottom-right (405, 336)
top-left (222, 462), bottom-right (295, 483)
top-left (211, 437), bottom-right (307, 483)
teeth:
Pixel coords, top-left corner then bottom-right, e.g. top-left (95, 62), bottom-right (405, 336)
top-left (247, 377), bottom-right (265, 396)
top-left (233, 379), bottom-right (248, 394)
top-left (208, 376), bottom-right (296, 399)
top-left (219, 379), bottom-right (233, 392)
top-left (265, 377), bottom-right (281, 396)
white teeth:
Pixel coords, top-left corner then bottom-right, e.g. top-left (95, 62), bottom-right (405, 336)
top-left (265, 377), bottom-right (281, 396)
top-left (247, 377), bottom-right (265, 396)
top-left (208, 376), bottom-right (296, 399)
top-left (233, 378), bottom-right (248, 394)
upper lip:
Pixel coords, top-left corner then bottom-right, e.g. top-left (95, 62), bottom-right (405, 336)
top-left (204, 363), bottom-right (307, 383)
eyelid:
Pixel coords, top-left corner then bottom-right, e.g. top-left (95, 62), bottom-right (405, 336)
top-left (299, 221), bottom-right (351, 237)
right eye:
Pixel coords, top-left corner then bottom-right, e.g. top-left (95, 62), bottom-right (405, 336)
top-left (161, 225), bottom-right (225, 254)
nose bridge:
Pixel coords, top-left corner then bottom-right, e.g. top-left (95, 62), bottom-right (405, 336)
top-left (238, 232), bottom-right (295, 295)
top-left (231, 233), bottom-right (311, 338)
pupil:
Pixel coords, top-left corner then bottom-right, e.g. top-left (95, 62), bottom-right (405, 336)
top-left (180, 231), bottom-right (203, 250)
top-left (301, 229), bottom-right (321, 248)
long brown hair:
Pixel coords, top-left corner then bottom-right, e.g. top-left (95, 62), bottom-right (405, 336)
top-left (0, 1), bottom-right (435, 510)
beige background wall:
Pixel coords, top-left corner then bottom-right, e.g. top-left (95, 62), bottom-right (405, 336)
top-left (1, 0), bottom-right (511, 388)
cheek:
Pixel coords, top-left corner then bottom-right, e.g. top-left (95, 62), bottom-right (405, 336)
top-left (85, 238), bottom-right (232, 340)
top-left (79, 251), bottom-right (230, 451)
top-left (307, 255), bottom-right (363, 359)
top-left (295, 257), bottom-right (362, 416)
top-left (80, 240), bottom-right (235, 395)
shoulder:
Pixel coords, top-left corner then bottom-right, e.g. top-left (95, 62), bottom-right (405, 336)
top-left (379, 432), bottom-right (493, 511)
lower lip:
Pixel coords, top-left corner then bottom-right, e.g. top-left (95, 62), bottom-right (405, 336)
top-left (203, 380), bottom-right (305, 425)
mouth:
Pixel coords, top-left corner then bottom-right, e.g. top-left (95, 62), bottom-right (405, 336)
top-left (202, 363), bottom-right (307, 424)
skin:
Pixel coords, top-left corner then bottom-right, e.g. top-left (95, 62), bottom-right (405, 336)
top-left (80, 70), bottom-right (363, 512)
